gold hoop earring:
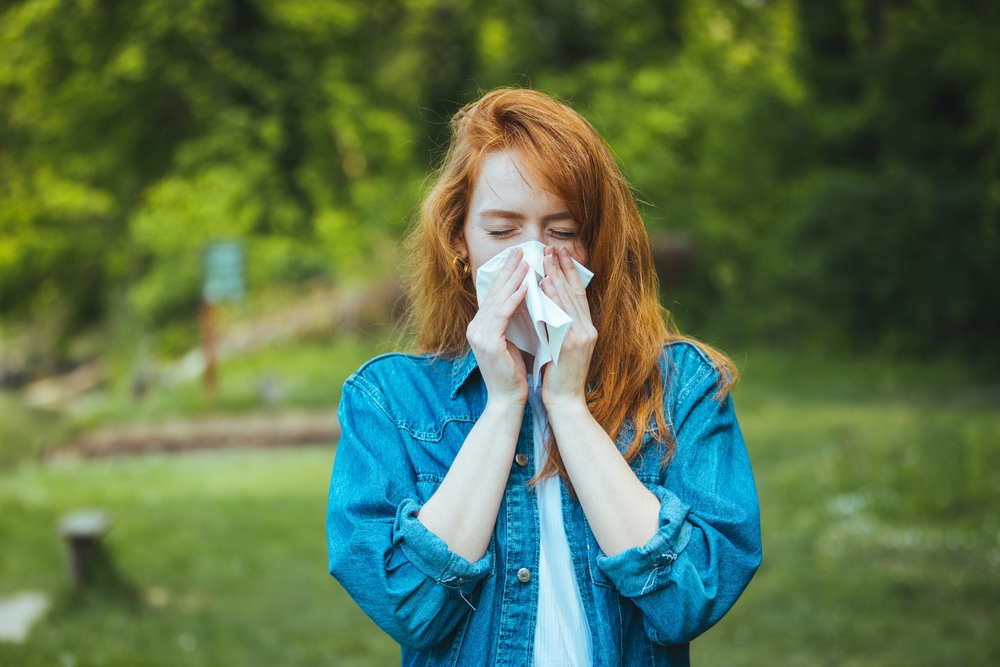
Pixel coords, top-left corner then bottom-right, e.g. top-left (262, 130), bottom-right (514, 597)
top-left (454, 255), bottom-right (470, 277)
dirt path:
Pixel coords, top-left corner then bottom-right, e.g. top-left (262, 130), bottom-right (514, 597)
top-left (49, 411), bottom-right (340, 459)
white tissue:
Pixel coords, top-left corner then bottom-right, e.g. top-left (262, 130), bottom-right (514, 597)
top-left (475, 241), bottom-right (594, 385)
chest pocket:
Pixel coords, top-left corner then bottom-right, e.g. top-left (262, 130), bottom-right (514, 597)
top-left (415, 472), bottom-right (445, 504)
top-left (617, 418), bottom-right (670, 482)
top-left (404, 417), bottom-right (478, 482)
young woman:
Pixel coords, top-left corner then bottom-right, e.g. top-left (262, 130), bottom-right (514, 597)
top-left (326, 89), bottom-right (761, 666)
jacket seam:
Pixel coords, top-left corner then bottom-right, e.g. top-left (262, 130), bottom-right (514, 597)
top-left (346, 375), bottom-right (396, 422)
top-left (346, 375), bottom-right (479, 441)
top-left (354, 350), bottom-right (433, 376)
top-left (662, 339), bottom-right (716, 368)
top-left (675, 364), bottom-right (713, 405)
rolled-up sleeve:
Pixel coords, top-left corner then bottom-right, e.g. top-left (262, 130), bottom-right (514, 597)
top-left (393, 499), bottom-right (493, 594)
top-left (596, 353), bottom-right (762, 645)
top-left (326, 375), bottom-right (492, 651)
top-left (595, 486), bottom-right (693, 597)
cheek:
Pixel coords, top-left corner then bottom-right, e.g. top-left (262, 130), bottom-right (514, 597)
top-left (468, 239), bottom-right (515, 276)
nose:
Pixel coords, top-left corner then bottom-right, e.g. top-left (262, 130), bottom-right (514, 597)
top-left (522, 222), bottom-right (545, 245)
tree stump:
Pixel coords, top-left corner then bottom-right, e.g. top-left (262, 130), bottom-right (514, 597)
top-left (58, 510), bottom-right (111, 588)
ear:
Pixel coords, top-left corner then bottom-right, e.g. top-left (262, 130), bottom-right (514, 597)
top-left (451, 232), bottom-right (468, 260)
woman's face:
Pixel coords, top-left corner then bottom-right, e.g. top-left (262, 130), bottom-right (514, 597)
top-left (456, 150), bottom-right (588, 276)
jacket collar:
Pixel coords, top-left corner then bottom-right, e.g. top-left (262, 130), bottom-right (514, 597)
top-left (449, 348), bottom-right (481, 399)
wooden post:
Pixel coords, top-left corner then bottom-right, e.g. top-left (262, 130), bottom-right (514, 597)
top-left (201, 241), bottom-right (244, 402)
top-left (201, 301), bottom-right (218, 401)
top-left (58, 510), bottom-right (110, 588)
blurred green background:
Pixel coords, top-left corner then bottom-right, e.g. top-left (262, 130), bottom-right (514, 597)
top-left (1, 0), bottom-right (998, 665)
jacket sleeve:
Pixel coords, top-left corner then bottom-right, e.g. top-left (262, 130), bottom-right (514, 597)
top-left (326, 374), bottom-right (493, 650)
top-left (595, 357), bottom-right (762, 645)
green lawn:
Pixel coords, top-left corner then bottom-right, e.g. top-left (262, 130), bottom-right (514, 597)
top-left (0, 448), bottom-right (399, 666)
top-left (1, 347), bottom-right (998, 665)
top-left (693, 350), bottom-right (1000, 666)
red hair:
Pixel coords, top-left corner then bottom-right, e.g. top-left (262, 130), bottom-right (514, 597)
top-left (404, 88), bottom-right (735, 481)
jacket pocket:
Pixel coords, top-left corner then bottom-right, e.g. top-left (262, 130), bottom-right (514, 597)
top-left (416, 472), bottom-right (445, 504)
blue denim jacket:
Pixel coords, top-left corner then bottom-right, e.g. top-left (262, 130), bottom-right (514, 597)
top-left (326, 341), bottom-right (761, 666)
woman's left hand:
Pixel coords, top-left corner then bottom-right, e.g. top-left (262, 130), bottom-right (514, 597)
top-left (540, 246), bottom-right (597, 410)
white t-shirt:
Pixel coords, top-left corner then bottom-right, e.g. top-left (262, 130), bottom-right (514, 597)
top-left (527, 378), bottom-right (594, 667)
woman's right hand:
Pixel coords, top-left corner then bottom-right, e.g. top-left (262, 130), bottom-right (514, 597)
top-left (465, 247), bottom-right (530, 407)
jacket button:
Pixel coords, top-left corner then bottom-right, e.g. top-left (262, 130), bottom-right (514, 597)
top-left (515, 453), bottom-right (528, 467)
top-left (516, 567), bottom-right (531, 583)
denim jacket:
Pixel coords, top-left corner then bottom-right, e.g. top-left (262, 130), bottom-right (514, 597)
top-left (326, 341), bottom-right (762, 666)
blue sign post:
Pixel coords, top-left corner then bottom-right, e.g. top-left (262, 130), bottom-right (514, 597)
top-left (201, 242), bottom-right (245, 399)
top-left (203, 242), bottom-right (245, 304)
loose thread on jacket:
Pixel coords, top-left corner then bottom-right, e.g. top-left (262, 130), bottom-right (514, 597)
top-left (458, 588), bottom-right (477, 612)
top-left (640, 566), bottom-right (660, 595)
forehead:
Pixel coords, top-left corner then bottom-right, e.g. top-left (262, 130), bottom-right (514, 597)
top-left (469, 151), bottom-right (567, 213)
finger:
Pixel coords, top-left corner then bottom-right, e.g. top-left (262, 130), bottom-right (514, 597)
top-left (470, 282), bottom-right (526, 360)
top-left (484, 269), bottom-right (529, 340)
top-left (483, 247), bottom-right (523, 301)
top-left (481, 247), bottom-right (524, 305)
top-left (494, 280), bottom-right (528, 323)
top-left (555, 247), bottom-right (592, 320)
top-left (558, 247), bottom-right (591, 308)
top-left (506, 339), bottom-right (527, 376)
top-left (545, 278), bottom-right (583, 330)
top-left (481, 256), bottom-right (528, 314)
top-left (469, 258), bottom-right (526, 341)
top-left (543, 251), bottom-right (582, 322)
top-left (547, 262), bottom-right (593, 332)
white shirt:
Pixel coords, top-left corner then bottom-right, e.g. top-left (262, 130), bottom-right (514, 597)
top-left (528, 377), bottom-right (594, 667)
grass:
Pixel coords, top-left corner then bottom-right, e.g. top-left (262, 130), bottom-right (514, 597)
top-left (0, 448), bottom-right (399, 666)
top-left (1, 344), bottom-right (998, 665)
top-left (692, 349), bottom-right (1000, 666)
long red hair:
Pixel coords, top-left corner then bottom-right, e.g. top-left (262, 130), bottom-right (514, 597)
top-left (404, 88), bottom-right (735, 481)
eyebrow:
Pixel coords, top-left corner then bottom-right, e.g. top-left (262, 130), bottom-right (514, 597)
top-left (478, 209), bottom-right (575, 222)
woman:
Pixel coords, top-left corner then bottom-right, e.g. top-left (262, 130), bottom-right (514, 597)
top-left (326, 88), bottom-right (761, 666)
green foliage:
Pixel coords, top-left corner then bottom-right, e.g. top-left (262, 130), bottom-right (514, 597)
top-left (1, 0), bottom-right (997, 357)
top-left (0, 391), bottom-right (71, 467)
top-left (778, 0), bottom-right (1000, 354)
